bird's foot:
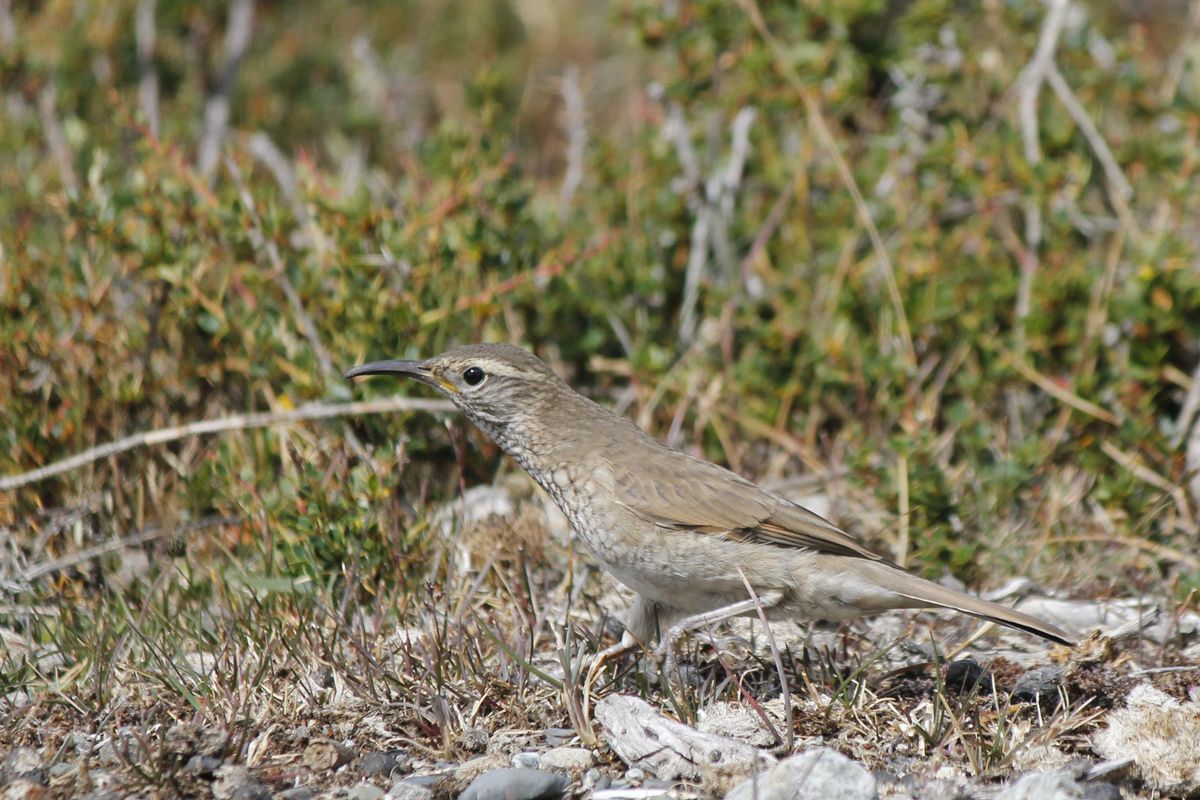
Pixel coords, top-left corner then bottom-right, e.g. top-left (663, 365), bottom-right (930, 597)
top-left (582, 633), bottom-right (641, 703)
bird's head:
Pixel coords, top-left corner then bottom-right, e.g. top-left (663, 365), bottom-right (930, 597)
top-left (345, 343), bottom-right (569, 433)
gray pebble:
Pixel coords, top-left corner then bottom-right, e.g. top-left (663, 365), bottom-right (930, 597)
top-left (726, 748), bottom-right (877, 800)
top-left (276, 789), bottom-right (317, 800)
top-left (386, 779), bottom-right (435, 800)
top-left (624, 767), bottom-right (646, 783)
top-left (538, 746), bottom-right (593, 771)
top-left (347, 782), bottom-right (386, 800)
top-left (185, 755), bottom-right (224, 776)
top-left (1083, 784), bottom-right (1121, 800)
top-left (460, 768), bottom-right (568, 800)
top-left (361, 750), bottom-right (407, 778)
top-left (543, 728), bottom-right (575, 746)
top-left (2, 747), bottom-right (43, 782)
top-left (1012, 666), bottom-right (1066, 706)
top-left (229, 784), bottom-right (272, 800)
top-left (996, 771), bottom-right (1084, 800)
top-left (512, 752), bottom-right (541, 769)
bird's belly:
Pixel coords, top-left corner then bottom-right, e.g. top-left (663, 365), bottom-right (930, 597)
top-left (573, 518), bottom-right (802, 614)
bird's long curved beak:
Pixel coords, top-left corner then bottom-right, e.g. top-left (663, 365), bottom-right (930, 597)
top-left (344, 359), bottom-right (434, 385)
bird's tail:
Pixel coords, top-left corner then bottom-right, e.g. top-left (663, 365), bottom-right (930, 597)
top-left (851, 561), bottom-right (1076, 646)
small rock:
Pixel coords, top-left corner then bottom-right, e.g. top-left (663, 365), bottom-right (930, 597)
top-left (726, 748), bottom-right (878, 800)
top-left (79, 790), bottom-right (120, 800)
top-left (302, 739), bottom-right (353, 771)
top-left (96, 728), bottom-right (145, 766)
top-left (163, 723), bottom-right (199, 762)
top-left (361, 750), bottom-right (407, 778)
top-left (1012, 666), bottom-right (1065, 706)
top-left (229, 785), bottom-right (271, 800)
top-left (1083, 783), bottom-right (1121, 800)
top-left (597, 694), bottom-right (774, 787)
top-left (63, 732), bottom-right (92, 754)
top-left (543, 728), bottom-right (575, 746)
top-left (454, 753), bottom-right (508, 783)
top-left (2, 747), bottom-right (43, 782)
top-left (277, 789), bottom-right (317, 800)
top-left (945, 659), bottom-right (986, 693)
top-left (386, 779), bottom-right (435, 800)
top-left (512, 752), bottom-right (540, 769)
top-left (458, 726), bottom-right (489, 753)
top-left (48, 762), bottom-right (75, 780)
top-left (538, 747), bottom-right (593, 771)
top-left (212, 765), bottom-right (254, 800)
top-left (198, 727), bottom-right (230, 758)
top-left (347, 782), bottom-right (385, 800)
top-left (460, 768), bottom-right (567, 800)
top-left (995, 771), bottom-right (1083, 800)
top-left (624, 767), bottom-right (646, 783)
top-left (185, 755), bottom-right (224, 776)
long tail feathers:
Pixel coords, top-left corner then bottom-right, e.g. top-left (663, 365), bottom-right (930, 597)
top-left (858, 562), bottom-right (1076, 646)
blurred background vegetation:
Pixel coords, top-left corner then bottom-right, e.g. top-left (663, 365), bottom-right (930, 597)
top-left (2, 0), bottom-right (1200, 743)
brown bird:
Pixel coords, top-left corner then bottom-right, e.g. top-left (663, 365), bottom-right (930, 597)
top-left (346, 344), bottom-right (1074, 674)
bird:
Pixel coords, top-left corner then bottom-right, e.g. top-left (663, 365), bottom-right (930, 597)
top-left (346, 343), bottom-right (1075, 677)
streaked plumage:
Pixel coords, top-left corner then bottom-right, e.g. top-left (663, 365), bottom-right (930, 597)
top-left (347, 343), bottom-right (1074, 648)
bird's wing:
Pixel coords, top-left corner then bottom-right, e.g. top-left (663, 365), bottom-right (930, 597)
top-left (611, 448), bottom-right (885, 561)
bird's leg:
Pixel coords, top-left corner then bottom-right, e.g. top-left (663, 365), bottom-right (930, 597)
top-left (583, 595), bottom-right (659, 700)
top-left (656, 592), bottom-right (783, 679)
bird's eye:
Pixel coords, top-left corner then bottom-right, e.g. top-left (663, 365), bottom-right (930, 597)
top-left (463, 366), bottom-right (485, 386)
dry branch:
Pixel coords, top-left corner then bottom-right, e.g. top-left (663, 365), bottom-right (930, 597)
top-left (135, 0), bottom-right (160, 138)
top-left (0, 397), bottom-right (452, 492)
top-left (198, 0), bottom-right (254, 177)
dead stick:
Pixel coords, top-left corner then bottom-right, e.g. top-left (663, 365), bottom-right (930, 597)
top-left (0, 397), bottom-right (452, 492)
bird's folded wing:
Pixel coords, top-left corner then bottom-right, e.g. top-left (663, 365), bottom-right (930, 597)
top-left (612, 451), bottom-right (885, 562)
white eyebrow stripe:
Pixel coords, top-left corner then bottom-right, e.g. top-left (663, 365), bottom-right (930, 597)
top-left (470, 360), bottom-right (526, 379)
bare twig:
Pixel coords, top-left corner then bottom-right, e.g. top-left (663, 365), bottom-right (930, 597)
top-left (739, 179), bottom-right (795, 301)
top-left (672, 106), bottom-right (756, 344)
top-left (37, 83), bottom-right (78, 195)
top-left (1174, 361), bottom-right (1200, 449)
top-left (895, 455), bottom-right (909, 568)
top-left (135, 0), bottom-right (160, 138)
top-left (1015, 0), bottom-right (1070, 165)
top-left (736, 0), bottom-right (915, 368)
top-left (245, 131), bottom-right (329, 253)
top-left (1000, 349), bottom-right (1119, 425)
top-left (1010, 0), bottom-right (1068, 413)
top-left (0, 0), bottom-right (14, 47)
top-left (197, 0), bottom-right (254, 178)
top-left (1187, 408), bottom-right (1200, 514)
top-left (558, 65), bottom-right (586, 219)
top-left (737, 566), bottom-right (793, 751)
top-left (0, 397), bottom-right (453, 492)
top-left (224, 155), bottom-right (333, 381)
top-left (16, 515), bottom-right (240, 584)
top-left (1160, 0), bottom-right (1200, 105)
top-left (1047, 67), bottom-right (1132, 201)
top-left (1100, 441), bottom-right (1194, 531)
top-left (1046, 66), bottom-right (1138, 237)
